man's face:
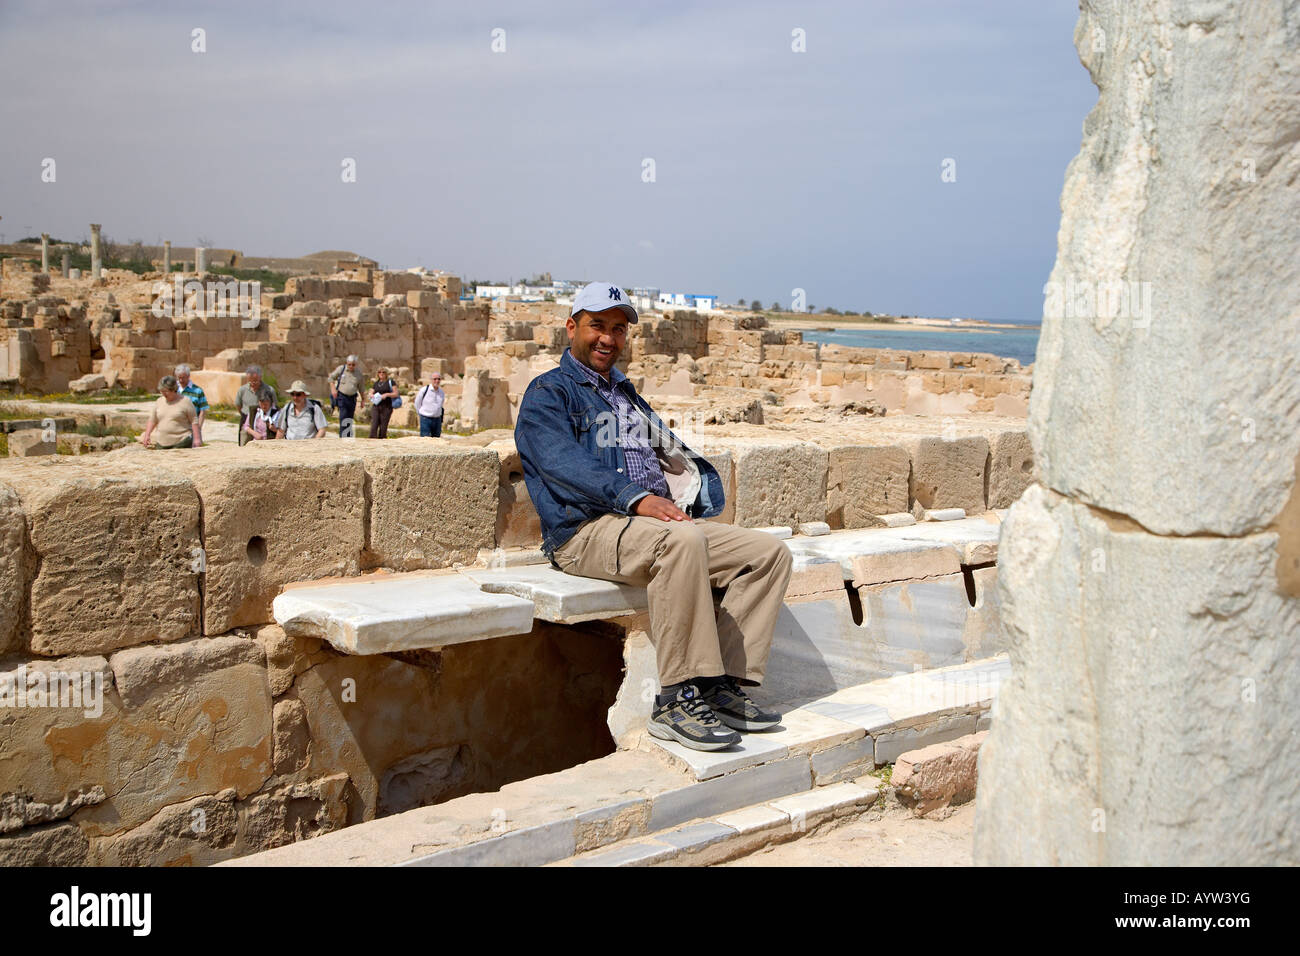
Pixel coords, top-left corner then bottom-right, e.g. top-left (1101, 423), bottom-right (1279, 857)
top-left (431, 377), bottom-right (441, 388)
top-left (291, 391), bottom-right (306, 407)
top-left (567, 308), bottom-right (627, 376)
top-left (248, 372), bottom-right (261, 388)
top-left (346, 361), bottom-right (355, 372)
top-left (176, 371), bottom-right (190, 387)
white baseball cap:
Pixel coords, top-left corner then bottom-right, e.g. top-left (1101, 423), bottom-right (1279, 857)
top-left (571, 281), bottom-right (638, 324)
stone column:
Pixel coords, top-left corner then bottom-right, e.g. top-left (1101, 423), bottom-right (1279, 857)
top-left (973, 0), bottom-right (1300, 866)
top-left (162, 240), bottom-right (171, 274)
top-left (195, 247), bottom-right (208, 274)
top-left (40, 233), bottom-right (49, 273)
top-left (61, 251), bottom-right (69, 277)
top-left (89, 223), bottom-right (103, 279)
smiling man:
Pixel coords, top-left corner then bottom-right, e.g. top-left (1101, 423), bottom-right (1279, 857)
top-left (515, 281), bottom-right (793, 751)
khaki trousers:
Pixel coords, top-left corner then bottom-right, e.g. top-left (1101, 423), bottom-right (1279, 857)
top-left (553, 514), bottom-right (793, 688)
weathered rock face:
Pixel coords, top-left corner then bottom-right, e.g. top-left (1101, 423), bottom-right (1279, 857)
top-left (0, 486), bottom-right (25, 654)
top-left (0, 460), bottom-right (201, 656)
top-left (352, 439), bottom-right (497, 570)
top-left (976, 1), bottom-right (1300, 866)
top-left (1028, 2), bottom-right (1299, 537)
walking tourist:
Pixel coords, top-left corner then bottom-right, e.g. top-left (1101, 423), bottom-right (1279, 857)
top-left (234, 365), bottom-right (277, 447)
top-left (415, 372), bottom-right (445, 437)
top-left (141, 374), bottom-right (203, 449)
top-left (367, 367), bottom-right (397, 439)
top-left (274, 381), bottom-right (327, 439)
top-left (329, 355), bottom-right (363, 438)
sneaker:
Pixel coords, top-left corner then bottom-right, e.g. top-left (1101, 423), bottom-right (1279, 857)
top-left (703, 677), bottom-right (782, 731)
top-left (647, 685), bottom-right (741, 751)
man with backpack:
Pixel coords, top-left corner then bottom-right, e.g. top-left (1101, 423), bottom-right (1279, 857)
top-left (273, 381), bottom-right (327, 439)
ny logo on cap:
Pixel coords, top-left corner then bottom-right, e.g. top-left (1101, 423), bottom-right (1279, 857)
top-left (608, 286), bottom-right (621, 302)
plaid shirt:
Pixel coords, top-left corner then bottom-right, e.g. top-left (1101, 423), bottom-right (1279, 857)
top-left (572, 358), bottom-right (671, 501)
top-left (180, 382), bottom-right (208, 415)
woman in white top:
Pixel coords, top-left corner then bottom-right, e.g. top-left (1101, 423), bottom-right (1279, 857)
top-left (415, 373), bottom-right (445, 437)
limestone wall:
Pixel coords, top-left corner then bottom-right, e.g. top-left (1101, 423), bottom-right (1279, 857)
top-left (974, 0), bottom-right (1300, 865)
top-left (0, 441), bottom-right (623, 865)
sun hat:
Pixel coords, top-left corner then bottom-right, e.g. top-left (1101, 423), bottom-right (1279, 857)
top-left (288, 380), bottom-right (310, 395)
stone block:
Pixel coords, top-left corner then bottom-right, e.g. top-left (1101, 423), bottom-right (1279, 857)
top-left (904, 435), bottom-right (989, 515)
top-left (648, 756), bottom-right (811, 831)
top-left (893, 731), bottom-right (985, 817)
top-left (798, 521), bottom-right (830, 536)
top-left (810, 735), bottom-right (877, 785)
top-left (274, 569), bottom-right (535, 654)
top-left (0, 458), bottom-right (201, 655)
top-left (7, 431), bottom-right (56, 456)
top-left (714, 804), bottom-right (789, 836)
top-left (976, 485), bottom-right (1300, 865)
top-left (712, 440), bottom-right (826, 528)
top-left (651, 820), bottom-right (736, 853)
top-left (986, 429), bottom-right (1033, 509)
top-left (0, 822), bottom-right (89, 866)
top-left (91, 790), bottom-right (240, 866)
top-left (147, 443), bottom-right (365, 634)
top-left (352, 440), bottom-right (497, 571)
top-left (0, 641), bottom-right (272, 840)
top-left (825, 444), bottom-right (910, 529)
top-left (0, 485), bottom-right (25, 654)
top-left (874, 712), bottom-right (979, 765)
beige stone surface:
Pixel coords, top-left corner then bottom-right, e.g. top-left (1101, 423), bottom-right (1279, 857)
top-left (7, 430), bottom-right (56, 456)
top-left (127, 442), bottom-right (366, 633)
top-left (903, 435), bottom-right (988, 515)
top-left (352, 439), bottom-right (497, 570)
top-left (0, 457), bottom-right (201, 655)
top-left (893, 731), bottom-right (985, 817)
top-left (0, 485), bottom-right (25, 654)
top-left (976, 486), bottom-right (1300, 864)
top-left (696, 438), bottom-right (827, 528)
top-left (1026, 3), bottom-right (1299, 537)
top-left (0, 821), bottom-right (90, 866)
top-left (253, 623), bottom-right (330, 698)
top-left (825, 443), bottom-right (910, 529)
top-left (488, 439), bottom-right (542, 548)
top-left (985, 429), bottom-right (1033, 509)
top-left (292, 623), bottom-right (622, 822)
top-left (0, 641), bottom-right (273, 844)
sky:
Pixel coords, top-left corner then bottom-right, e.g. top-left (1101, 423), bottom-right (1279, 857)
top-left (0, 0), bottom-right (1096, 322)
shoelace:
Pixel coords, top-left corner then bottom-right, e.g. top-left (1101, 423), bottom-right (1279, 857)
top-left (678, 694), bottom-right (722, 726)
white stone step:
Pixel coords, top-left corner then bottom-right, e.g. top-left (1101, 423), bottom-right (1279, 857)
top-left (646, 656), bottom-right (1010, 783)
top-left (459, 564), bottom-right (646, 624)
top-left (223, 657), bottom-right (1008, 868)
top-left (272, 570), bottom-right (536, 654)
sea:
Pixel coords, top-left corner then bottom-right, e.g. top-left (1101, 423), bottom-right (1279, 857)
top-left (798, 322), bottom-right (1041, 367)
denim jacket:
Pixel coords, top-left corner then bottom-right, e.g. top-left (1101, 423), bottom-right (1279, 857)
top-left (515, 348), bottom-right (725, 561)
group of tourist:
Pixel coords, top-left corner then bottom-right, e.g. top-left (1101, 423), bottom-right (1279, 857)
top-left (141, 361), bottom-right (446, 448)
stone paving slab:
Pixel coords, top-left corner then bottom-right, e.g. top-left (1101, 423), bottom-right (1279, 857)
top-left (459, 564), bottom-right (646, 623)
top-left (272, 570), bottom-right (536, 654)
top-left (785, 516), bottom-right (1002, 585)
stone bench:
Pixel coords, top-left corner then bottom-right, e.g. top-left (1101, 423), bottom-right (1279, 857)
top-left (274, 517), bottom-right (1009, 740)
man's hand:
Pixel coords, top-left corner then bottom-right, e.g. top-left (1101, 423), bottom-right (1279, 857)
top-left (634, 494), bottom-right (692, 522)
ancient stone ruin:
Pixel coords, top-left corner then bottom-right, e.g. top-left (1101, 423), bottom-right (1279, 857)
top-left (974, 0), bottom-right (1299, 865)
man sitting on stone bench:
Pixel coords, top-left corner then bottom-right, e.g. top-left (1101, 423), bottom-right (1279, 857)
top-left (516, 281), bottom-right (793, 751)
